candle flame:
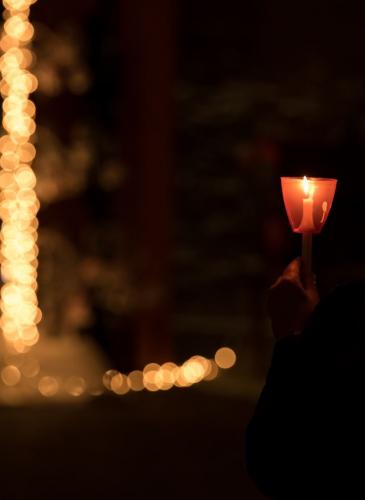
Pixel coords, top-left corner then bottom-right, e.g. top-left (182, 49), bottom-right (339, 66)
top-left (303, 176), bottom-right (310, 196)
top-left (302, 176), bottom-right (315, 198)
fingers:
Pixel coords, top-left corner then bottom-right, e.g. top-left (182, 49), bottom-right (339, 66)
top-left (279, 257), bottom-right (304, 291)
top-left (283, 257), bottom-right (302, 276)
top-left (282, 258), bottom-right (318, 291)
top-left (268, 258), bottom-right (320, 338)
top-left (282, 257), bottom-right (301, 280)
top-left (274, 259), bottom-right (319, 307)
top-left (272, 257), bottom-right (317, 292)
top-left (271, 258), bottom-right (319, 296)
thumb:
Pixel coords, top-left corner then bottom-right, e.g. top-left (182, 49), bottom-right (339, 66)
top-left (282, 257), bottom-right (302, 282)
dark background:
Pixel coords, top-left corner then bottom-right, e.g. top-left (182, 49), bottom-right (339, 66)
top-left (2, 0), bottom-right (365, 498)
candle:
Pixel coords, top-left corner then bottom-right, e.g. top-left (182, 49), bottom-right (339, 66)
top-left (281, 176), bottom-right (337, 235)
top-left (281, 176), bottom-right (338, 278)
top-left (296, 176), bottom-right (315, 233)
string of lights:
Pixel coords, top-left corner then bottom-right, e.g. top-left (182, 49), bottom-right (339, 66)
top-left (34, 347), bottom-right (237, 398)
top-left (0, 346), bottom-right (237, 400)
top-left (0, 0), bottom-right (40, 357)
top-left (0, 1), bottom-right (237, 403)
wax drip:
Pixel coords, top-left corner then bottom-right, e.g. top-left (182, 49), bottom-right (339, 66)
top-left (320, 201), bottom-right (328, 223)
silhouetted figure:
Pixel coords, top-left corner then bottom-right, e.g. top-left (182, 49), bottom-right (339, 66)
top-left (246, 259), bottom-right (365, 498)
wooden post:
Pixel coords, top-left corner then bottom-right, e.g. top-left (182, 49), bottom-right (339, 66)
top-left (119, 0), bottom-right (175, 366)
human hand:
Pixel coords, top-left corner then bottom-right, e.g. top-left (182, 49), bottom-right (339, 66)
top-left (267, 258), bottom-right (319, 339)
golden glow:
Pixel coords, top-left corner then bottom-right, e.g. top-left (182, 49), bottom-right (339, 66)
top-left (19, 355), bottom-right (39, 377)
top-left (214, 347), bottom-right (237, 370)
top-left (102, 369), bottom-right (119, 391)
top-left (38, 376), bottom-right (59, 397)
top-left (1, 363), bottom-right (20, 385)
top-left (101, 349), bottom-right (238, 396)
top-left (110, 372), bottom-right (129, 395)
top-left (88, 387), bottom-right (103, 397)
top-left (204, 360), bottom-right (219, 381)
top-left (64, 376), bottom-right (86, 397)
top-left (0, 349), bottom-right (235, 397)
top-left (302, 175), bottom-right (315, 199)
top-left (127, 370), bottom-right (144, 392)
top-left (303, 176), bottom-right (309, 196)
top-left (143, 363), bottom-right (160, 392)
top-left (3, 1), bottom-right (36, 12)
top-left (0, 0), bottom-right (40, 359)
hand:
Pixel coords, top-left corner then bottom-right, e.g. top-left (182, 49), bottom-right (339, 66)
top-left (268, 258), bottom-right (319, 339)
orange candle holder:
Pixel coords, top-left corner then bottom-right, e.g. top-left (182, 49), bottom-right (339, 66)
top-left (281, 176), bottom-right (338, 278)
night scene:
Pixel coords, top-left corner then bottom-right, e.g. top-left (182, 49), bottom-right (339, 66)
top-left (0, 1), bottom-right (364, 499)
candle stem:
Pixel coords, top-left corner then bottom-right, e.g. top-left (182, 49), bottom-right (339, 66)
top-left (302, 233), bottom-right (312, 283)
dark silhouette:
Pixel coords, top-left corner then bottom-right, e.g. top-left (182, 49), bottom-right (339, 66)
top-left (246, 259), bottom-right (365, 498)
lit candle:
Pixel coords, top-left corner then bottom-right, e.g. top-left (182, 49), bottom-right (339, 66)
top-left (296, 176), bottom-right (315, 233)
top-left (281, 175), bottom-right (338, 281)
top-left (298, 177), bottom-right (315, 279)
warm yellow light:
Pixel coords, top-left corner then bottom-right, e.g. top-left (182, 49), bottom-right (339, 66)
top-left (143, 362), bottom-right (160, 375)
top-left (143, 365), bottom-right (160, 391)
top-left (214, 347), bottom-right (237, 370)
top-left (204, 360), bottom-right (219, 381)
top-left (65, 376), bottom-right (86, 397)
top-left (4, 0), bottom-right (35, 11)
top-left (38, 376), bottom-right (59, 397)
top-left (158, 368), bottom-right (175, 390)
top-left (102, 370), bottom-right (114, 389)
top-left (110, 372), bottom-right (129, 395)
top-left (127, 370), bottom-right (144, 392)
top-left (20, 355), bottom-right (39, 377)
top-left (181, 359), bottom-right (205, 384)
top-left (1, 363), bottom-right (20, 385)
top-left (303, 176), bottom-right (309, 196)
top-left (0, 0), bottom-right (40, 365)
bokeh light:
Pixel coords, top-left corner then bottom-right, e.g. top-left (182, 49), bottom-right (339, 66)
top-left (0, 1), bottom-right (238, 401)
top-left (102, 369), bottom-right (119, 391)
top-left (127, 370), bottom-right (144, 392)
top-left (38, 376), bottom-right (59, 397)
top-left (64, 376), bottom-right (86, 397)
top-left (214, 347), bottom-right (237, 370)
top-left (99, 349), bottom-right (237, 397)
top-left (0, 0), bottom-right (40, 362)
top-left (110, 372), bottom-right (129, 395)
top-left (204, 360), bottom-right (219, 381)
top-left (1, 363), bottom-right (20, 385)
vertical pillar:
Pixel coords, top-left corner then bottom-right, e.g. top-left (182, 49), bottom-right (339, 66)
top-left (119, 0), bottom-right (175, 365)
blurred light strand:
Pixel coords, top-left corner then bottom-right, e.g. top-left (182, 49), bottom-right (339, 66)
top-left (103, 349), bottom-right (232, 396)
top-left (0, 0), bottom-right (40, 354)
top-left (0, 346), bottom-right (237, 401)
top-left (36, 346), bottom-right (236, 399)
